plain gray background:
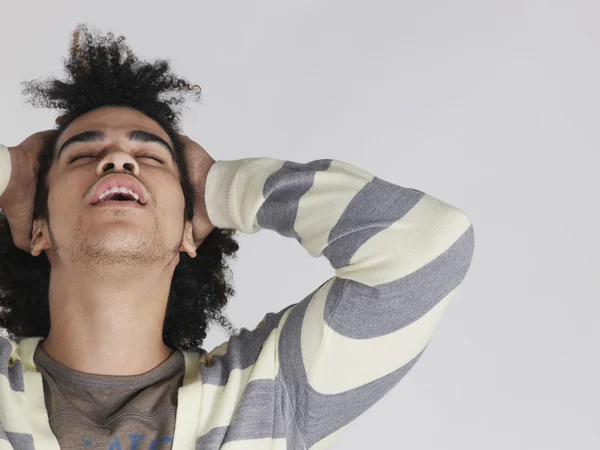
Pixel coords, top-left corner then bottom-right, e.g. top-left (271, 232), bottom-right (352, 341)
top-left (1, 1), bottom-right (598, 448)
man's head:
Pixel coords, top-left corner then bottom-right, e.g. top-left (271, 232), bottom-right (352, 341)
top-left (31, 106), bottom-right (196, 271)
top-left (0, 23), bottom-right (240, 350)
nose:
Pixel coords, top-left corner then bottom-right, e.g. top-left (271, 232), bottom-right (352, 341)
top-left (96, 150), bottom-right (139, 176)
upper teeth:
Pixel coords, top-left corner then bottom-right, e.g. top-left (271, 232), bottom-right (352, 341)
top-left (98, 187), bottom-right (140, 203)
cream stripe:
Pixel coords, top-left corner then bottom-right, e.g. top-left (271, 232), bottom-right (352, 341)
top-left (350, 195), bottom-right (468, 285)
top-left (10, 338), bottom-right (61, 447)
top-left (172, 351), bottom-right (203, 450)
top-left (303, 286), bottom-right (455, 394)
top-left (15, 338), bottom-right (42, 373)
top-left (205, 158), bottom-right (287, 234)
top-left (328, 199), bottom-right (468, 287)
top-left (0, 376), bottom-right (30, 434)
top-left (23, 371), bottom-right (60, 450)
top-left (251, 328), bottom-right (280, 382)
top-left (269, 306), bottom-right (294, 380)
top-left (196, 366), bottom-right (256, 438)
top-left (0, 439), bottom-right (16, 450)
top-left (300, 278), bottom-right (336, 382)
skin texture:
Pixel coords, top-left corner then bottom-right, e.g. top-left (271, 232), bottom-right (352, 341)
top-left (30, 106), bottom-right (198, 376)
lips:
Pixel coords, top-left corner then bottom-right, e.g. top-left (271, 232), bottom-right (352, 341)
top-left (89, 174), bottom-right (148, 206)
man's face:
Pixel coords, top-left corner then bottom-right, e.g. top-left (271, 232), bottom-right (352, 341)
top-left (31, 106), bottom-right (196, 268)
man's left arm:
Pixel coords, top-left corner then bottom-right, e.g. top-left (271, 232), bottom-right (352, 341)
top-left (204, 156), bottom-right (475, 447)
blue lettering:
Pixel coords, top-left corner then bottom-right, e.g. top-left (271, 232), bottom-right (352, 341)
top-left (128, 434), bottom-right (144, 450)
top-left (108, 436), bottom-right (122, 450)
top-left (149, 437), bottom-right (173, 450)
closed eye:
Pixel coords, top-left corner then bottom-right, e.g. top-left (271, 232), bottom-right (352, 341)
top-left (68, 152), bottom-right (163, 164)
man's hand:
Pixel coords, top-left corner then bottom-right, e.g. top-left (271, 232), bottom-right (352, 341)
top-left (178, 135), bottom-right (216, 248)
top-left (1, 130), bottom-right (58, 252)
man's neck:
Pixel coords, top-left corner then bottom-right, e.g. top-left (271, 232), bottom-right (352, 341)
top-left (42, 262), bottom-right (177, 376)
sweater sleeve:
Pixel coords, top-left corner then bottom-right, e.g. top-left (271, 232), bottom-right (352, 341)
top-left (0, 145), bottom-right (12, 202)
top-left (204, 157), bottom-right (475, 447)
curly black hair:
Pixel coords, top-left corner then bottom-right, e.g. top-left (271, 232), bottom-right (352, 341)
top-left (0, 23), bottom-right (241, 352)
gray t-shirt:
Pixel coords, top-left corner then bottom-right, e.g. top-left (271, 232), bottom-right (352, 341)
top-left (33, 344), bottom-right (185, 449)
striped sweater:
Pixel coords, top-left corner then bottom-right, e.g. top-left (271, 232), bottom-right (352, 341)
top-left (0, 143), bottom-right (475, 449)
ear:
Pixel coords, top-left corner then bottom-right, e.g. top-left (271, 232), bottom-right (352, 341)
top-left (179, 220), bottom-right (198, 259)
top-left (30, 218), bottom-right (51, 257)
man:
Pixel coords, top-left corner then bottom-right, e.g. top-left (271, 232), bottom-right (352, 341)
top-left (0, 24), bottom-right (475, 450)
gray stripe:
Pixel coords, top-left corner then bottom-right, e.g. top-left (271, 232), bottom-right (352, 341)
top-left (325, 177), bottom-right (427, 269)
top-left (0, 337), bottom-right (25, 392)
top-left (225, 380), bottom-right (288, 442)
top-left (194, 378), bottom-right (306, 449)
top-left (257, 159), bottom-right (333, 242)
top-left (4, 432), bottom-right (35, 450)
top-left (277, 293), bottom-right (427, 448)
top-left (325, 225), bottom-right (475, 339)
top-left (195, 426), bottom-right (227, 449)
top-left (199, 304), bottom-right (296, 386)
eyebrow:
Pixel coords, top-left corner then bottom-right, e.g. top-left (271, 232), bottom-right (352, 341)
top-left (57, 130), bottom-right (174, 160)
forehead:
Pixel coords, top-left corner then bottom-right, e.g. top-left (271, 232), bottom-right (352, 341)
top-left (55, 106), bottom-right (173, 154)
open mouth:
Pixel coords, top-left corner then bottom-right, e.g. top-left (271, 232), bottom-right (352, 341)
top-left (94, 193), bottom-right (144, 208)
